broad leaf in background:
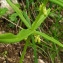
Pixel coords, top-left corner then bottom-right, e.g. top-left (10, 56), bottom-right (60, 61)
top-left (0, 8), bottom-right (8, 17)
top-left (8, 13), bottom-right (18, 28)
top-left (9, 13), bottom-right (18, 22)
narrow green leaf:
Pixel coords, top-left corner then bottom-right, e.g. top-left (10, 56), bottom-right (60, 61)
top-left (31, 35), bottom-right (38, 63)
top-left (6, 0), bottom-right (31, 28)
top-left (20, 39), bottom-right (29, 63)
top-left (26, 0), bottom-right (29, 9)
top-left (49, 0), bottom-right (63, 7)
top-left (35, 31), bottom-right (63, 47)
top-left (23, 11), bottom-right (31, 26)
top-left (0, 29), bottom-right (33, 43)
top-left (0, 33), bottom-right (16, 39)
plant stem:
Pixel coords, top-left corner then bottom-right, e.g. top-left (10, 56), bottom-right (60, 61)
top-left (19, 39), bottom-right (29, 63)
top-left (31, 35), bottom-right (38, 63)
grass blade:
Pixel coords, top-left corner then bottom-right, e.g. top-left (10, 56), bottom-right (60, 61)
top-left (31, 35), bottom-right (38, 63)
top-left (19, 39), bottom-right (29, 63)
top-left (23, 11), bottom-right (31, 26)
top-left (49, 0), bottom-right (63, 7)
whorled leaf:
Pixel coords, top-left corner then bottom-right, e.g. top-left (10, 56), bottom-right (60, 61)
top-left (35, 31), bottom-right (63, 47)
top-left (0, 29), bottom-right (33, 43)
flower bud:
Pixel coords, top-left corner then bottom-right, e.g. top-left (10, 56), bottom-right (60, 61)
top-left (39, 3), bottom-right (47, 16)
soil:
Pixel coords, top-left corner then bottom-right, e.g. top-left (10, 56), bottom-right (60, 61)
top-left (0, 42), bottom-right (34, 63)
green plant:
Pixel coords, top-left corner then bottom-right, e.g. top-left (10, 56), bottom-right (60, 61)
top-left (0, 8), bottom-right (8, 17)
top-left (0, 0), bottom-right (63, 63)
top-left (8, 13), bottom-right (18, 28)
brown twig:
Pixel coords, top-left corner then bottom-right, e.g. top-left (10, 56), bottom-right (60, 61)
top-left (2, 16), bottom-right (23, 29)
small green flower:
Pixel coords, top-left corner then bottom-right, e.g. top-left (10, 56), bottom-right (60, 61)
top-left (34, 35), bottom-right (41, 43)
top-left (3, 51), bottom-right (8, 57)
top-left (39, 3), bottom-right (47, 16)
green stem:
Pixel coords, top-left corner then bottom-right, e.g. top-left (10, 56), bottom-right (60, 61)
top-left (31, 35), bottom-right (38, 63)
top-left (19, 39), bottom-right (29, 63)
